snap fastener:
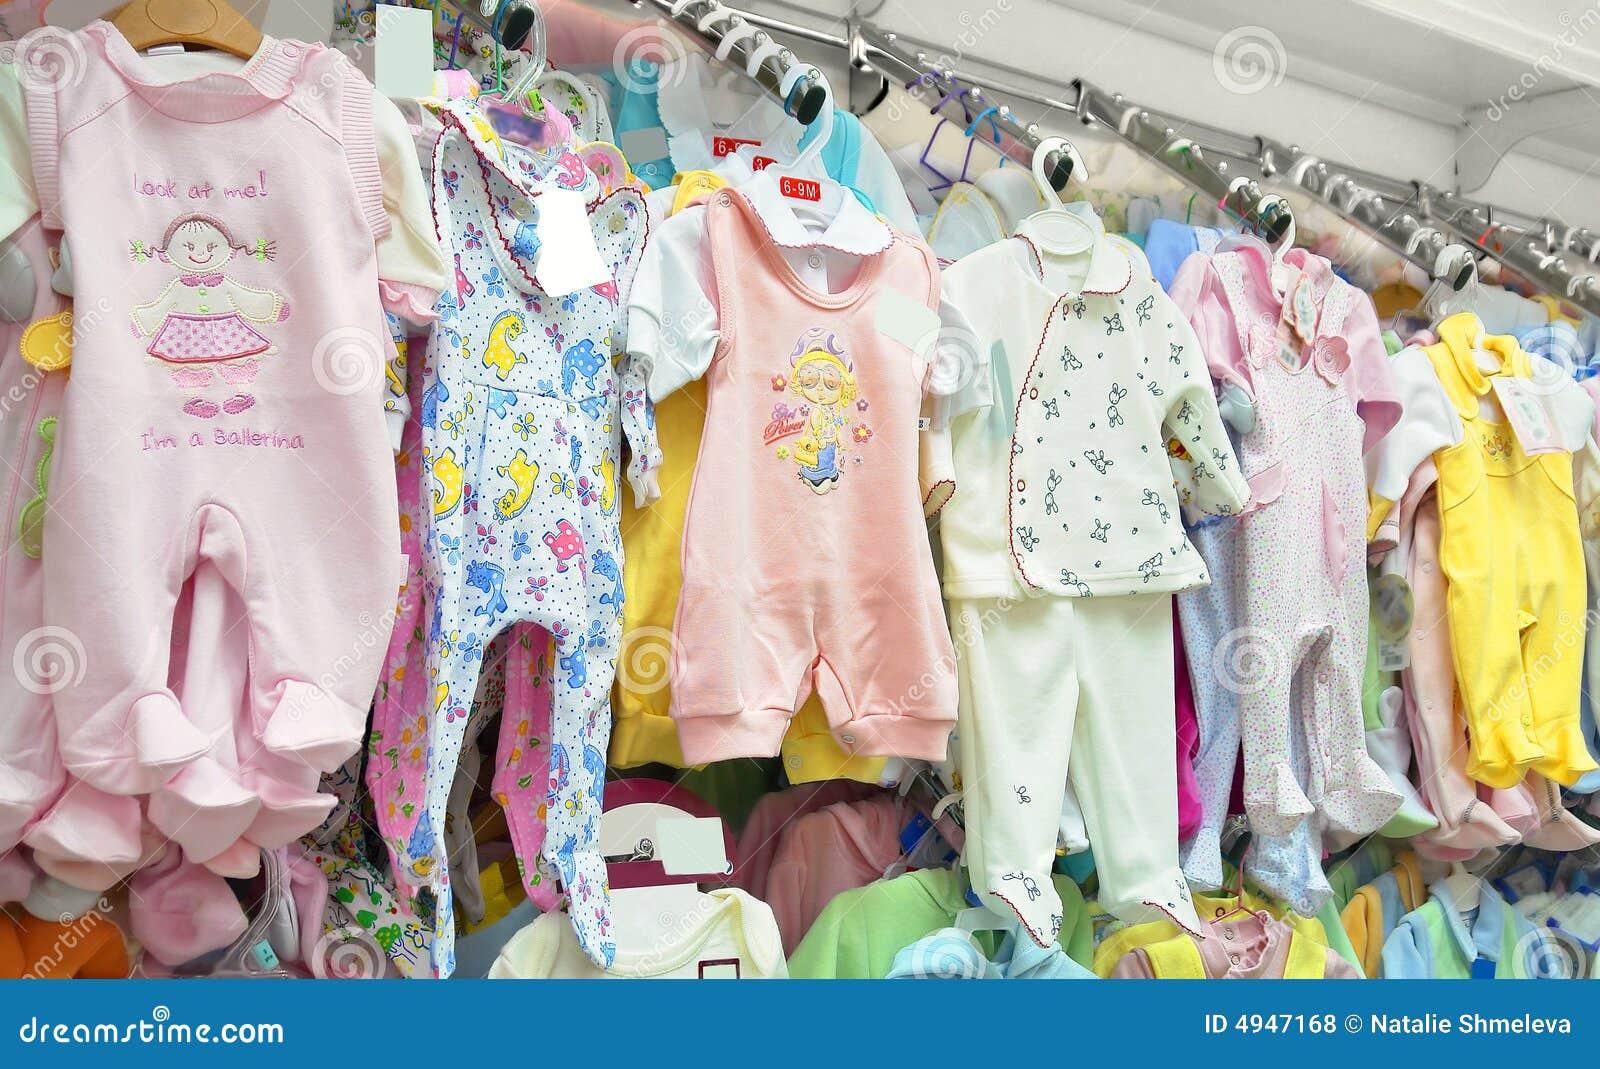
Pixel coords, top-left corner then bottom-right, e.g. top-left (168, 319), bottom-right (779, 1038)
top-left (840, 732), bottom-right (856, 746)
top-left (807, 253), bottom-right (822, 269)
top-left (716, 191), bottom-right (733, 206)
top-left (1016, 479), bottom-right (1025, 491)
top-left (786, 755), bottom-right (801, 770)
top-left (511, 199), bottom-right (534, 220)
top-left (1028, 387), bottom-right (1038, 399)
top-left (281, 42), bottom-right (301, 58)
top-left (1228, 954), bottom-right (1240, 966)
top-left (1223, 926), bottom-right (1235, 939)
top-left (1522, 714), bottom-right (1533, 726)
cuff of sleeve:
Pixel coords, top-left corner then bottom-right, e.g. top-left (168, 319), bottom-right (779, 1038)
top-left (629, 466), bottom-right (661, 509)
top-left (386, 408), bottom-right (408, 454)
top-left (380, 280), bottom-right (441, 326)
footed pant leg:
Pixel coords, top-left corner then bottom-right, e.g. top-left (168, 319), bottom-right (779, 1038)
top-left (494, 625), bottom-right (563, 910)
top-left (1304, 625), bottom-right (1402, 834)
top-left (148, 561), bottom-right (261, 861)
top-left (954, 594), bottom-right (1080, 947)
top-left (43, 496), bottom-right (208, 795)
top-left (1244, 672), bottom-right (1332, 916)
top-left (1070, 594), bottom-right (1202, 935)
top-left (1178, 521), bottom-right (1243, 888)
top-left (230, 485), bottom-right (400, 772)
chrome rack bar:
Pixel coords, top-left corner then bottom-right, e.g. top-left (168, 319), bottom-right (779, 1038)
top-left (630, 0), bottom-right (829, 123)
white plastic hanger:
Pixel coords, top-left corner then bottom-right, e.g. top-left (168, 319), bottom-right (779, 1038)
top-left (1017, 136), bottom-right (1096, 255)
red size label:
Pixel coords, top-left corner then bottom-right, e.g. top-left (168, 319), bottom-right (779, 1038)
top-left (712, 136), bottom-right (761, 158)
top-left (779, 176), bottom-right (821, 201)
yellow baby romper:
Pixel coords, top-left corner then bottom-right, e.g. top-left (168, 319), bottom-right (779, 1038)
top-left (609, 172), bottom-right (884, 784)
top-left (1423, 315), bottom-right (1596, 788)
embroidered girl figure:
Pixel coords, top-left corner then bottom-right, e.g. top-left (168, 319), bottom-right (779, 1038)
top-left (786, 329), bottom-right (859, 495)
top-left (129, 214), bottom-right (288, 418)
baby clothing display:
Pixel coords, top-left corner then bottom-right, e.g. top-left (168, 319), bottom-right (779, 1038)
top-left (8, 0), bottom-right (1600, 987)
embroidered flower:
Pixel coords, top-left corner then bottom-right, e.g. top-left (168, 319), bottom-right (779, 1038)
top-left (1308, 334), bottom-right (1351, 385)
top-left (775, 446), bottom-right (790, 459)
top-left (856, 399), bottom-right (869, 412)
top-left (771, 374), bottom-right (786, 391)
top-left (1247, 312), bottom-right (1277, 367)
top-left (853, 424), bottom-right (873, 443)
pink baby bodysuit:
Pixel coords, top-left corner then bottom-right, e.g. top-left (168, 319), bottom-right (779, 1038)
top-left (23, 24), bottom-right (402, 809)
top-left (652, 188), bottom-right (957, 765)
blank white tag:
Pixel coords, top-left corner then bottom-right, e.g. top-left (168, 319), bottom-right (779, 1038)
top-left (655, 814), bottom-right (729, 877)
top-left (374, 5), bottom-right (435, 101)
top-left (874, 286), bottom-right (941, 357)
top-left (533, 189), bottom-right (610, 298)
top-left (619, 126), bottom-right (671, 169)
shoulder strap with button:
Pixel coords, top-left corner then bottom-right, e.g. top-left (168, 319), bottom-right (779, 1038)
top-left (1141, 935), bottom-right (1208, 979)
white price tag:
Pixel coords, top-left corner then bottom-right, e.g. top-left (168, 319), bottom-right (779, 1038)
top-left (1491, 376), bottom-right (1564, 456)
top-left (533, 189), bottom-right (611, 299)
top-left (655, 814), bottom-right (730, 877)
top-left (374, 5), bottom-right (435, 101)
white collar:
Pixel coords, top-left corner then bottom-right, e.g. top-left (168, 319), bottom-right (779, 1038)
top-left (737, 169), bottom-right (893, 256)
top-left (1014, 201), bottom-right (1132, 296)
top-left (656, 52), bottom-right (803, 172)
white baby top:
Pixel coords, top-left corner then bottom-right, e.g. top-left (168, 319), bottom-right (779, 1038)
top-left (939, 202), bottom-right (1250, 599)
top-left (487, 888), bottom-right (788, 979)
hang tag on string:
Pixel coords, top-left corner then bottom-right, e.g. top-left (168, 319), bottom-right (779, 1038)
top-left (1371, 572), bottom-right (1413, 672)
top-left (533, 188), bottom-right (610, 298)
top-left (374, 4), bottom-right (435, 101)
top-left (1490, 376), bottom-right (1564, 455)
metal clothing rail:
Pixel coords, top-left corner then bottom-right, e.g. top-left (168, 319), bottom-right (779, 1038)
top-left (620, 0), bottom-right (1600, 315)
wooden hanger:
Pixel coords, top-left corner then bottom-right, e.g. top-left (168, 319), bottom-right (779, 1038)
top-left (110, 0), bottom-right (262, 59)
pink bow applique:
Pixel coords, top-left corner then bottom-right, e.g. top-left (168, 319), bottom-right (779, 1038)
top-left (181, 273), bottom-right (225, 287)
top-left (1309, 334), bottom-right (1351, 385)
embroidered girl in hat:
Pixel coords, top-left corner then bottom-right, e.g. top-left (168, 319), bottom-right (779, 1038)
top-left (787, 328), bottom-right (861, 494)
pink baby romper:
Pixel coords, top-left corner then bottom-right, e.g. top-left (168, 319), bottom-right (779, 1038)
top-left (22, 24), bottom-right (402, 815)
top-left (1171, 241), bottom-right (1402, 838)
top-left (665, 188), bottom-right (957, 764)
